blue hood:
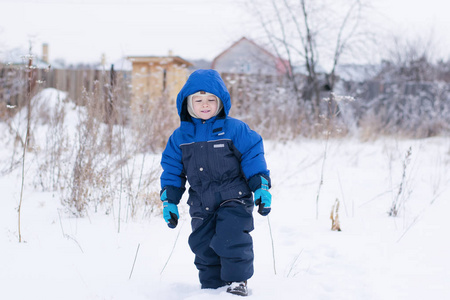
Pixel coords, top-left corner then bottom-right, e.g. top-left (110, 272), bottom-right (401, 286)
top-left (176, 69), bottom-right (231, 120)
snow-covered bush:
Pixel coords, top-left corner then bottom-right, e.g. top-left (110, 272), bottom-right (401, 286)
top-left (222, 73), bottom-right (353, 139)
top-left (1, 80), bottom-right (164, 218)
top-left (345, 81), bottom-right (450, 139)
top-left (48, 84), bottom-right (164, 217)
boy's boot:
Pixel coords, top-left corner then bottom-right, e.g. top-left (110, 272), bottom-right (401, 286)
top-left (226, 281), bottom-right (248, 296)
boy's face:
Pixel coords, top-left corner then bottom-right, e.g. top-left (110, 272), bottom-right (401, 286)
top-left (192, 94), bottom-right (218, 120)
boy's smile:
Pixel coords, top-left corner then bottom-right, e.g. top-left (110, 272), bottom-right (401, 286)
top-left (192, 94), bottom-right (218, 120)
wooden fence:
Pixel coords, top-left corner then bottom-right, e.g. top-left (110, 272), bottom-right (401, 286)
top-left (0, 66), bottom-right (131, 106)
top-left (1, 65), bottom-right (447, 111)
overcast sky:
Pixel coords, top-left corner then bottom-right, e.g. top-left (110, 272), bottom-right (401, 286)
top-left (0, 0), bottom-right (449, 66)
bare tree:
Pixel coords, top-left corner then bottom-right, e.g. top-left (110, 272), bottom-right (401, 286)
top-left (377, 34), bottom-right (440, 82)
top-left (248, 0), bottom-right (375, 119)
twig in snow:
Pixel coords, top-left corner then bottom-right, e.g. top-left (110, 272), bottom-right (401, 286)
top-left (389, 147), bottom-right (412, 217)
top-left (336, 171), bottom-right (349, 217)
top-left (359, 189), bottom-right (393, 207)
top-left (397, 187), bottom-right (443, 243)
top-left (129, 243), bottom-right (141, 280)
top-left (160, 220), bottom-right (185, 275)
top-left (118, 163), bottom-right (123, 233)
top-left (287, 249), bottom-right (303, 277)
top-left (316, 136), bottom-right (329, 220)
top-left (267, 215), bottom-right (277, 275)
top-left (57, 209), bottom-right (84, 253)
top-left (18, 53), bottom-right (35, 243)
top-left (396, 215), bottom-right (420, 243)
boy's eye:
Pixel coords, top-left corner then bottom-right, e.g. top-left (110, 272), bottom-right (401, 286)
top-left (208, 99), bottom-right (216, 102)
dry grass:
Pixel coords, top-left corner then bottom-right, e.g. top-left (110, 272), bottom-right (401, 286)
top-left (1, 66), bottom-right (450, 220)
top-left (330, 198), bottom-right (342, 231)
top-left (0, 70), bottom-right (166, 219)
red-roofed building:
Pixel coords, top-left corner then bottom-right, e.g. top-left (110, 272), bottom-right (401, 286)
top-left (211, 37), bottom-right (291, 76)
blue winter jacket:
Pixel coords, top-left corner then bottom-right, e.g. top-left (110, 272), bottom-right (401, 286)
top-left (160, 69), bottom-right (270, 217)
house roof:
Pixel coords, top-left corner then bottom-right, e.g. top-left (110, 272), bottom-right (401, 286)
top-left (211, 37), bottom-right (290, 75)
top-left (1, 56), bottom-right (65, 70)
top-left (127, 55), bottom-right (193, 67)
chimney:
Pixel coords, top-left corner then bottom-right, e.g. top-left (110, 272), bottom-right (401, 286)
top-left (101, 53), bottom-right (106, 67)
top-left (168, 50), bottom-right (173, 57)
top-left (42, 43), bottom-right (49, 63)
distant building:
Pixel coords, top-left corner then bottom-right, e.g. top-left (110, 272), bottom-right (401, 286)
top-left (1, 43), bottom-right (64, 70)
top-left (334, 64), bottom-right (380, 82)
top-left (211, 37), bottom-right (290, 76)
top-left (188, 59), bottom-right (212, 71)
top-left (127, 54), bottom-right (192, 113)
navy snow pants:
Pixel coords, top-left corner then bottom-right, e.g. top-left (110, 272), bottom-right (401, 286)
top-left (188, 201), bottom-right (254, 289)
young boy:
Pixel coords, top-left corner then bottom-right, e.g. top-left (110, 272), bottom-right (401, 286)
top-left (160, 69), bottom-right (272, 296)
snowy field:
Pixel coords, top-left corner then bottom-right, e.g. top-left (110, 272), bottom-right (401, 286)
top-left (1, 89), bottom-right (450, 300)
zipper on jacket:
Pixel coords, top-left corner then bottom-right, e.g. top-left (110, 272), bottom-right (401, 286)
top-left (220, 199), bottom-right (245, 207)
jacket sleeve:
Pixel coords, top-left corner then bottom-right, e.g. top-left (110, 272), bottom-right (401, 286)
top-left (160, 132), bottom-right (186, 205)
top-left (233, 121), bottom-right (271, 191)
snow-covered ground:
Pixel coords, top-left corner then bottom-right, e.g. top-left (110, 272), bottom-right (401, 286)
top-left (1, 89), bottom-right (450, 300)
